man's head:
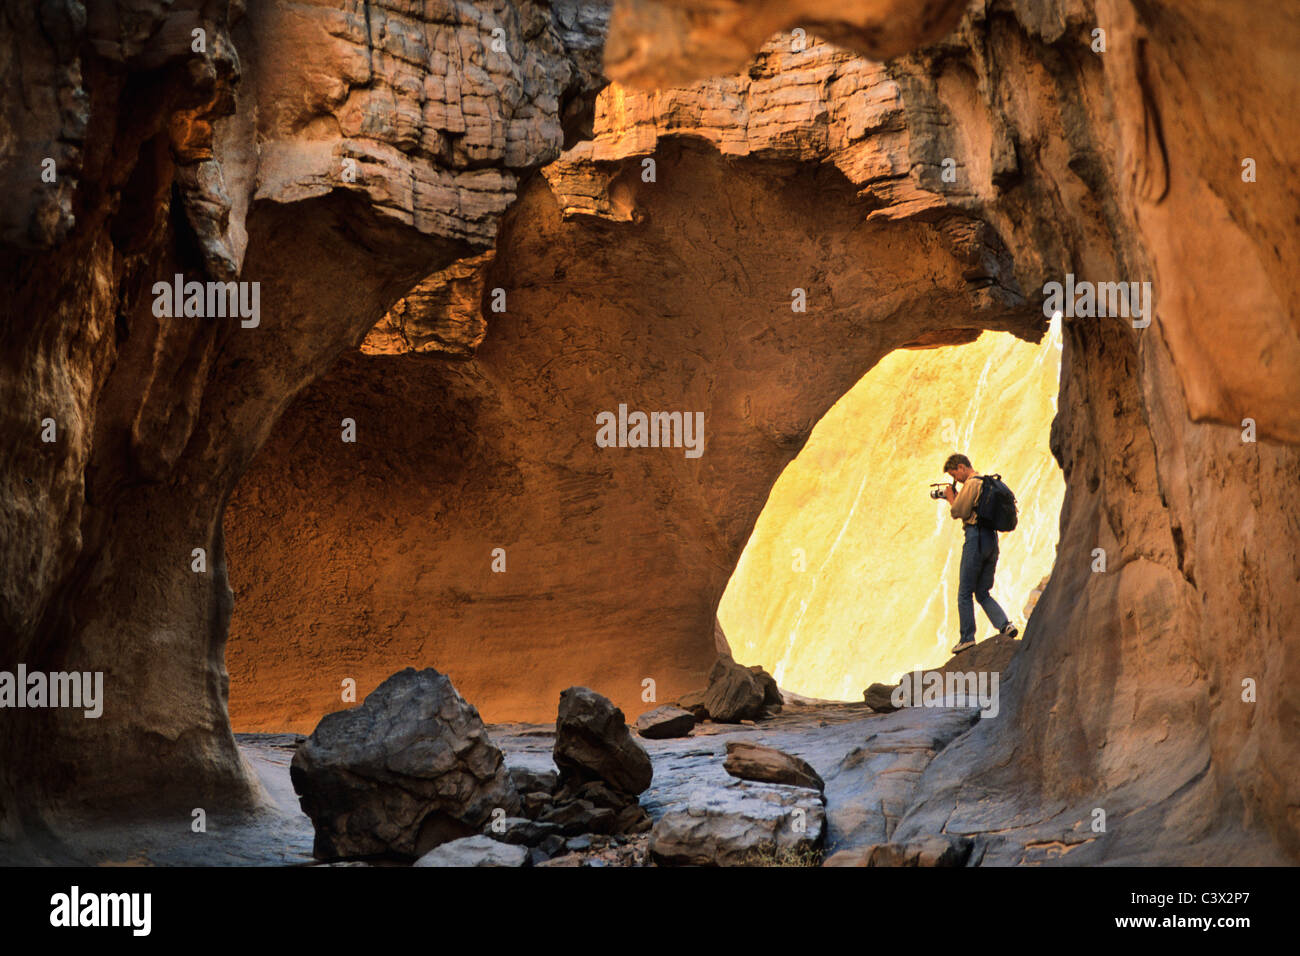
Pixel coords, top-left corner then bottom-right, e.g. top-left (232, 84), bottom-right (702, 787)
top-left (943, 452), bottom-right (975, 483)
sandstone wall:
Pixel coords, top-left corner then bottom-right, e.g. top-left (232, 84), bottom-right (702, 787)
top-left (224, 45), bottom-right (1043, 724)
top-left (601, 0), bottom-right (1300, 862)
top-left (1, 0), bottom-right (1296, 866)
top-left (0, 0), bottom-right (607, 829)
top-left (227, 0), bottom-right (1300, 862)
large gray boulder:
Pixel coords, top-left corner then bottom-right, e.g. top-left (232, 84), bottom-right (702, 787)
top-left (649, 781), bottom-right (825, 866)
top-left (291, 668), bottom-right (520, 860)
top-left (414, 835), bottom-right (529, 868)
top-left (553, 686), bottom-right (653, 796)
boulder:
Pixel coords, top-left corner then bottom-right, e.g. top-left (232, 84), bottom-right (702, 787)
top-left (649, 781), bottom-right (825, 866)
top-left (749, 666), bottom-right (784, 711)
top-left (539, 799), bottom-right (616, 836)
top-left (290, 668), bottom-right (519, 860)
top-left (723, 741), bottom-right (825, 792)
top-left (510, 767), bottom-right (558, 795)
top-left (554, 686), bottom-right (653, 796)
top-left (555, 778), bottom-right (633, 811)
top-left (635, 704), bottom-right (696, 739)
top-left (674, 690), bottom-right (710, 720)
top-left (532, 833), bottom-right (567, 863)
top-left (611, 803), bottom-right (653, 835)
top-left (863, 682), bottom-right (900, 712)
top-left (492, 818), bottom-right (562, 847)
top-left (521, 792), bottom-right (554, 818)
top-left (413, 835), bottom-right (528, 868)
top-left (703, 657), bottom-right (768, 723)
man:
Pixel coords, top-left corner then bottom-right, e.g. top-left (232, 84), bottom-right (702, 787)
top-left (941, 453), bottom-right (1018, 654)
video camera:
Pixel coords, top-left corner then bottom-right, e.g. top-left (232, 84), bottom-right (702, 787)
top-left (929, 482), bottom-right (955, 500)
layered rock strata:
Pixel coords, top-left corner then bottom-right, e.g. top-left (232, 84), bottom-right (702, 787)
top-left (0, 0), bottom-right (1295, 868)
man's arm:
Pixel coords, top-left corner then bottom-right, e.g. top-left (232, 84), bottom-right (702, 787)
top-left (950, 476), bottom-right (981, 520)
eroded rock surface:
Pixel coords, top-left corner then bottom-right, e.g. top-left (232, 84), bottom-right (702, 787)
top-left (649, 780), bottom-right (825, 866)
top-left (224, 29), bottom-right (1040, 737)
top-left (0, 0), bottom-right (1296, 870)
top-left (0, 0), bottom-right (608, 838)
top-left (822, 707), bottom-right (978, 852)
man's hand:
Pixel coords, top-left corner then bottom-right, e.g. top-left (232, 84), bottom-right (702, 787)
top-left (942, 483), bottom-right (957, 504)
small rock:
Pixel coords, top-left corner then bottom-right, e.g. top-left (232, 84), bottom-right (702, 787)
top-left (510, 767), bottom-right (558, 795)
top-left (539, 799), bottom-right (616, 835)
top-left (492, 817), bottom-right (561, 847)
top-left (538, 833), bottom-right (566, 858)
top-left (414, 835), bottom-right (528, 868)
top-left (863, 682), bottom-right (900, 712)
top-left (635, 704), bottom-right (696, 739)
top-left (522, 791), bottom-right (554, 818)
top-left (555, 778), bottom-right (631, 811)
top-left (724, 741), bottom-right (825, 792)
top-left (611, 802), bottom-right (652, 834)
top-left (674, 690), bottom-right (710, 720)
top-left (566, 835), bottom-right (592, 852)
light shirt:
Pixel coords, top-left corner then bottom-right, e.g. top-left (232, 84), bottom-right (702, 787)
top-left (950, 474), bottom-right (984, 526)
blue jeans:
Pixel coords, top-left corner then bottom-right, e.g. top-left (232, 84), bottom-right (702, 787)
top-left (957, 524), bottom-right (1009, 644)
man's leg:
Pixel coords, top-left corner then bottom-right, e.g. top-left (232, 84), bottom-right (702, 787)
top-left (956, 527), bottom-right (980, 645)
top-left (974, 534), bottom-right (1010, 631)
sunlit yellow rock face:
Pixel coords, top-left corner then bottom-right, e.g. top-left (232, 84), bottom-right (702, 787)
top-left (719, 321), bottom-right (1064, 700)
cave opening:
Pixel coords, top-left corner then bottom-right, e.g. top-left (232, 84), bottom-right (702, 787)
top-left (221, 138), bottom-right (1054, 735)
top-left (719, 317), bottom-right (1065, 702)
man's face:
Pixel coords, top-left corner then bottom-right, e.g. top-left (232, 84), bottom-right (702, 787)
top-left (947, 465), bottom-right (969, 483)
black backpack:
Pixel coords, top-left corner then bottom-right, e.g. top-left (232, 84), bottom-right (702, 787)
top-left (975, 474), bottom-right (1018, 532)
